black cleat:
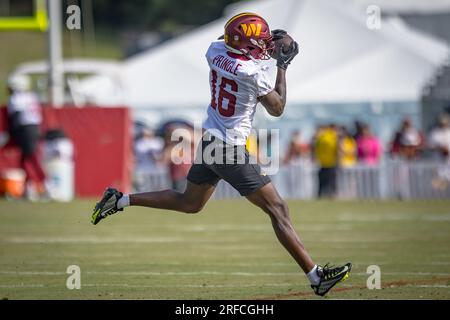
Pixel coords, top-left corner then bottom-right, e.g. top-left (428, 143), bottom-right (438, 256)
top-left (311, 262), bottom-right (352, 296)
top-left (91, 187), bottom-right (123, 225)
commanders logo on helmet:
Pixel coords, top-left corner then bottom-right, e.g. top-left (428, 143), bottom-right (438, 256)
top-left (223, 12), bottom-right (274, 60)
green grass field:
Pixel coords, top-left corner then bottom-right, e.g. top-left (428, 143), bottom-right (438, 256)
top-left (0, 199), bottom-right (449, 300)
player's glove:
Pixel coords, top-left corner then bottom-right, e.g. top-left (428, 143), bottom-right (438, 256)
top-left (277, 41), bottom-right (299, 70)
top-left (271, 29), bottom-right (287, 41)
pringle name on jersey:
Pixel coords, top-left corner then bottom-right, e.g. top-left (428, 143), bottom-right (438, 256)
top-left (212, 54), bottom-right (242, 76)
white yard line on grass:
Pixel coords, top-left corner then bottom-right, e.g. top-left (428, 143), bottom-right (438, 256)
top-left (0, 283), bottom-right (309, 289)
top-left (12, 261), bottom-right (399, 267)
top-left (2, 236), bottom-right (185, 244)
top-left (409, 285), bottom-right (450, 288)
top-left (161, 224), bottom-right (353, 232)
top-left (82, 283), bottom-right (304, 288)
top-left (0, 270), bottom-right (299, 276)
top-left (337, 212), bottom-right (450, 222)
top-left (2, 271), bottom-right (450, 277)
top-left (0, 271), bottom-right (65, 275)
top-left (0, 284), bottom-right (44, 288)
top-left (0, 236), bottom-right (412, 244)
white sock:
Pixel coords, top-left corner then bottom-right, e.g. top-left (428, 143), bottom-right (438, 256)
top-left (307, 265), bottom-right (320, 285)
top-left (117, 194), bottom-right (130, 209)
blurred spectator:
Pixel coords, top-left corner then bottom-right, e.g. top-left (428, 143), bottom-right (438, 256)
top-left (283, 130), bottom-right (310, 165)
top-left (246, 131), bottom-right (259, 160)
top-left (163, 125), bottom-right (194, 192)
top-left (356, 124), bottom-right (382, 165)
top-left (338, 126), bottom-right (357, 167)
top-left (6, 75), bottom-right (47, 200)
top-left (312, 125), bottom-right (326, 143)
top-left (314, 124), bottom-right (338, 198)
top-left (428, 114), bottom-right (450, 163)
top-left (336, 126), bottom-right (358, 199)
top-left (254, 130), bottom-right (276, 165)
top-left (390, 130), bottom-right (402, 157)
top-left (134, 128), bottom-right (164, 169)
top-left (352, 120), bottom-right (365, 141)
top-left (390, 118), bottom-right (424, 160)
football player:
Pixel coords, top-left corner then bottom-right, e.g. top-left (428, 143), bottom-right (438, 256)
top-left (92, 12), bottom-right (351, 297)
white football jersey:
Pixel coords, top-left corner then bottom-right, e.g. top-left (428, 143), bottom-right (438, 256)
top-left (203, 40), bottom-right (274, 145)
top-left (7, 91), bottom-right (42, 126)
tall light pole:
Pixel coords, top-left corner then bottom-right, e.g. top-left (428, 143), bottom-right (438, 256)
top-left (48, 0), bottom-right (64, 107)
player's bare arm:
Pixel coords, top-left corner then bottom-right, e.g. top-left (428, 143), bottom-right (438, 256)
top-left (259, 68), bottom-right (287, 117)
top-left (259, 39), bottom-right (299, 117)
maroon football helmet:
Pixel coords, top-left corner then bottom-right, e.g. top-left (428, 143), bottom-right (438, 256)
top-left (223, 12), bottom-right (274, 60)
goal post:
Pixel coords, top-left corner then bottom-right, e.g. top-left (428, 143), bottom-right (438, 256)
top-left (0, 0), bottom-right (48, 31)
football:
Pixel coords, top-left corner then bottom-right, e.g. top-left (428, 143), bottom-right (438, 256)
top-left (271, 33), bottom-right (294, 59)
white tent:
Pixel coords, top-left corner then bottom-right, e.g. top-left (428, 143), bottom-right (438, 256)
top-left (9, 59), bottom-right (123, 106)
top-left (80, 0), bottom-right (449, 109)
top-left (76, 0), bottom-right (450, 143)
top-left (348, 0), bottom-right (450, 14)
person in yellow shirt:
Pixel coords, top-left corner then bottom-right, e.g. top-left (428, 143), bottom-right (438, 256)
top-left (338, 127), bottom-right (357, 168)
top-left (313, 124), bottom-right (338, 197)
top-left (246, 132), bottom-right (259, 159)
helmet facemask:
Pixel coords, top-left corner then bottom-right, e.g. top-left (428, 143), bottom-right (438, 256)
top-left (250, 36), bottom-right (275, 60)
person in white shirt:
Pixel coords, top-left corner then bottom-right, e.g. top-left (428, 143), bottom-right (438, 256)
top-left (91, 13), bottom-right (351, 296)
top-left (429, 114), bottom-right (450, 163)
top-left (7, 75), bottom-right (46, 200)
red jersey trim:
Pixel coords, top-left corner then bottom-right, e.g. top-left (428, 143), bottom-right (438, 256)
top-left (226, 51), bottom-right (250, 61)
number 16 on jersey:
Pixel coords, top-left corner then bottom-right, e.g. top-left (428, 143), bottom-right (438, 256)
top-left (210, 70), bottom-right (238, 117)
